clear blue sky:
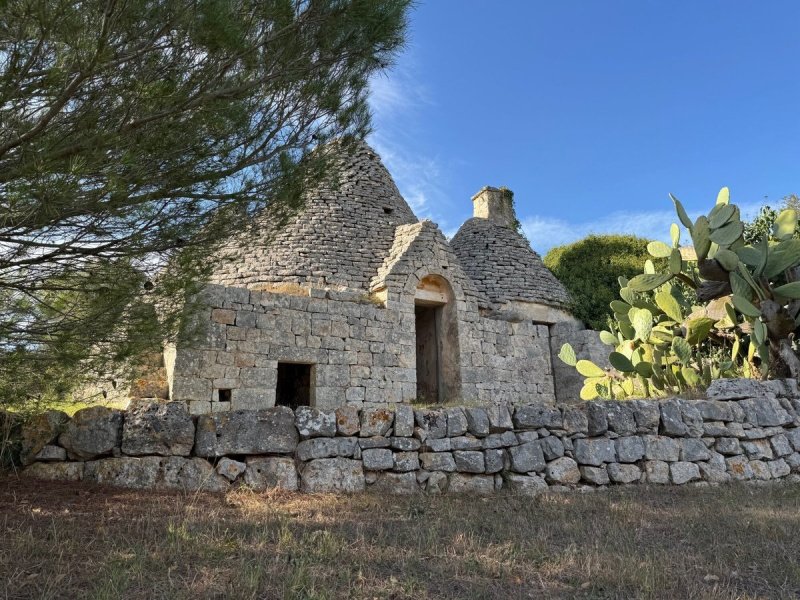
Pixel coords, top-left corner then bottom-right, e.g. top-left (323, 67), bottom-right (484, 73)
top-left (367, 1), bottom-right (800, 253)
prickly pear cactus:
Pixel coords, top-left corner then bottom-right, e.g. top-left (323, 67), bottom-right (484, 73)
top-left (560, 187), bottom-right (800, 400)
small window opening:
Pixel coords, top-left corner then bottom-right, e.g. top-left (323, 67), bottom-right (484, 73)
top-left (276, 362), bottom-right (314, 409)
top-left (383, 206), bottom-right (394, 215)
top-left (218, 388), bottom-right (232, 403)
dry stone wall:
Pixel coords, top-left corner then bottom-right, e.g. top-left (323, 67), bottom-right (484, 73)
top-left (17, 379), bottom-right (800, 495)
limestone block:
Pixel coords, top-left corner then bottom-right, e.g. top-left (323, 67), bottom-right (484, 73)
top-left (465, 407), bottom-right (490, 437)
top-left (615, 437), bottom-right (645, 463)
top-left (606, 403), bottom-right (636, 436)
top-left (390, 437), bottom-right (421, 451)
top-left (393, 451), bottom-right (420, 472)
top-left (58, 407), bottom-right (123, 460)
top-left (486, 404), bottom-right (514, 432)
top-left (539, 436), bottom-right (565, 461)
top-left (295, 406), bottom-right (336, 439)
top-left (643, 460), bottom-right (670, 484)
top-left (659, 400), bottom-right (687, 436)
top-left (23, 461), bottom-right (84, 481)
top-left (587, 403), bottom-right (608, 436)
top-left (750, 460), bottom-right (772, 480)
top-left (300, 458), bottom-right (365, 493)
top-left (419, 452), bottom-right (456, 472)
top-left (244, 457), bottom-right (298, 491)
top-left (513, 404), bottom-right (561, 429)
top-left (362, 448), bottom-right (394, 471)
top-left (453, 450), bottom-right (485, 474)
top-left (414, 410), bottom-right (447, 439)
top-left (161, 457), bottom-right (230, 492)
top-left (484, 449), bottom-right (504, 474)
top-left (424, 437), bottom-right (451, 452)
top-left (608, 463), bottom-right (641, 484)
top-left (20, 410), bottom-right (69, 465)
top-left (726, 455), bottom-right (754, 480)
top-left (450, 436), bottom-right (482, 451)
top-left (715, 437), bottom-right (742, 456)
top-left (707, 378), bottom-right (773, 400)
top-left (742, 439), bottom-right (773, 460)
top-left (574, 438), bottom-right (616, 466)
top-left (194, 408), bottom-right (298, 457)
top-left (770, 434), bottom-right (793, 457)
top-left (369, 472), bottom-right (419, 494)
top-left (504, 473), bottom-right (548, 496)
top-left (216, 457), bottom-right (247, 482)
top-left (698, 462), bottom-right (730, 484)
top-left (679, 438), bottom-right (711, 462)
top-left (172, 377), bottom-right (212, 402)
top-left (768, 458), bottom-right (791, 478)
top-left (84, 457), bottom-right (163, 489)
top-left (629, 400), bottom-right (660, 432)
top-left (546, 457), bottom-right (580, 484)
top-left (393, 404), bottom-right (415, 437)
top-left (360, 407), bottom-right (394, 437)
top-left (335, 405), bottom-right (360, 436)
top-left (445, 408), bottom-right (469, 436)
top-left (643, 436), bottom-right (679, 462)
top-left (580, 466), bottom-right (609, 485)
top-left (359, 436), bottom-right (390, 449)
top-left (562, 406), bottom-right (588, 435)
top-left (423, 471), bottom-right (449, 494)
top-left (34, 445), bottom-right (66, 462)
top-left (121, 401), bottom-right (195, 457)
top-left (695, 400), bottom-right (733, 422)
top-left (509, 442), bottom-right (545, 473)
top-left (448, 474), bottom-right (495, 495)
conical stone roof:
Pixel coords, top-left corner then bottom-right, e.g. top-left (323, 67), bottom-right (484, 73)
top-left (450, 188), bottom-right (571, 309)
top-left (210, 141), bottom-right (418, 292)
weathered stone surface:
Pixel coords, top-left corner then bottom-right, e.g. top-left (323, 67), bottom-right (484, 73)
top-left (742, 439), bottom-right (773, 460)
top-left (161, 456), bottom-right (230, 492)
top-left (679, 438), bottom-right (711, 462)
top-left (615, 437), bottom-right (645, 463)
top-left (465, 407), bottom-right (490, 437)
top-left (369, 471), bottom-right (418, 494)
top-left (23, 461), bottom-right (84, 481)
top-left (482, 431), bottom-right (518, 449)
top-left (20, 410), bottom-right (70, 465)
top-left (194, 408), bottom-right (298, 457)
top-left (699, 462), bottom-right (730, 484)
top-left (726, 455), bottom-right (754, 480)
top-left (659, 400), bottom-right (687, 436)
top-left (770, 434), bottom-right (793, 457)
top-left (707, 378), bottom-right (772, 400)
top-left (513, 404), bottom-right (561, 429)
top-left (715, 437), bottom-right (742, 456)
top-left (448, 473), bottom-right (495, 495)
top-left (644, 460), bottom-right (670, 484)
top-left (295, 406), bottom-right (336, 438)
top-left (786, 428), bottom-right (800, 451)
top-left (509, 442), bottom-right (545, 473)
top-left (580, 465), bottom-right (609, 485)
top-left (695, 400), bottom-right (733, 422)
top-left (414, 410), bottom-right (447, 439)
top-left (393, 451), bottom-right (420, 472)
top-left (562, 406), bottom-right (588, 434)
top-left (361, 408), bottom-right (394, 437)
top-left (769, 458), bottom-right (790, 478)
top-left (59, 407), bottom-right (123, 460)
top-left (121, 401), bottom-right (194, 457)
top-left (245, 457), bottom-right (298, 491)
top-left (587, 403), bottom-right (608, 436)
top-left (393, 404), bottom-right (414, 437)
top-left (679, 401), bottom-right (704, 437)
top-left (84, 456), bottom-right (162, 489)
top-left (301, 458), bottom-right (364, 493)
top-left (450, 436), bottom-right (482, 450)
top-left (390, 436), bottom-right (421, 451)
top-left (297, 437), bottom-right (359, 461)
top-left (34, 445), bottom-right (66, 462)
top-left (216, 457), bottom-right (247, 481)
top-left (358, 436), bottom-right (390, 449)
top-left (445, 408), bottom-right (469, 436)
top-left (419, 452), bottom-right (456, 472)
top-left (670, 461), bottom-right (700, 484)
top-left (750, 460), bottom-right (772, 480)
top-left (424, 471), bottom-right (449, 494)
top-left (424, 437), bottom-right (452, 452)
top-left (630, 400), bottom-right (661, 432)
top-left (643, 436), bottom-right (679, 462)
top-left (608, 463), bottom-right (641, 484)
top-left (574, 438), bottom-right (616, 466)
top-left (546, 457), bottom-right (580, 484)
top-left (486, 404), bottom-right (514, 432)
top-left (453, 450), bottom-right (485, 473)
top-left (504, 473), bottom-right (548, 495)
top-left (362, 448), bottom-right (394, 471)
top-left (484, 449), bottom-right (504, 474)
top-left (606, 403), bottom-right (636, 435)
top-left (539, 436), bottom-right (565, 461)
top-left (787, 452), bottom-right (800, 472)
top-left (335, 405), bottom-right (360, 436)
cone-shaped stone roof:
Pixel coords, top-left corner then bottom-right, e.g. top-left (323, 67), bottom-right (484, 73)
top-left (450, 215), bottom-right (571, 309)
top-left (210, 141), bottom-right (418, 292)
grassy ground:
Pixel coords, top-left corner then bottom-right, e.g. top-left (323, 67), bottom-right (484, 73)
top-left (1, 478), bottom-right (799, 599)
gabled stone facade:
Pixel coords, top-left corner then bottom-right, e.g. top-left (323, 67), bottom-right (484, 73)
top-left (158, 141), bottom-right (601, 414)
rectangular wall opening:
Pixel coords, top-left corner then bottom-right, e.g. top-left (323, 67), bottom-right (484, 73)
top-left (217, 388), bottom-right (232, 403)
top-left (415, 305), bottom-right (441, 403)
top-left (276, 362), bottom-right (314, 409)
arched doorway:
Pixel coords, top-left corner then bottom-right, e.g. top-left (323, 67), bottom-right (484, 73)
top-left (414, 275), bottom-right (462, 403)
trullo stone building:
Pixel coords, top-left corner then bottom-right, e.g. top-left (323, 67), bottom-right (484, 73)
top-left (152, 142), bottom-right (595, 414)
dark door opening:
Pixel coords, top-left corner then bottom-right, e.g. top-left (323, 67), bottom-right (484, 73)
top-left (415, 305), bottom-right (441, 403)
top-left (276, 362), bottom-right (313, 409)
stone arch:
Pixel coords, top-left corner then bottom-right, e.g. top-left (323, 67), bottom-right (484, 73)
top-left (411, 273), bottom-right (462, 403)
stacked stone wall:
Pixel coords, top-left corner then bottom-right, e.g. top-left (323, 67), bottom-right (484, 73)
top-left (16, 379), bottom-right (800, 495)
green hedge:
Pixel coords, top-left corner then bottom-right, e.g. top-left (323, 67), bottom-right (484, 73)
top-left (544, 234), bottom-right (653, 330)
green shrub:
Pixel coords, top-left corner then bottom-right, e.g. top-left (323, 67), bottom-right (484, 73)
top-left (544, 235), bottom-right (654, 330)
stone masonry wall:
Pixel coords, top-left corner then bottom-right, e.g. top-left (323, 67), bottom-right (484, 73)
top-left (170, 283), bottom-right (556, 414)
top-left (17, 379), bottom-right (800, 495)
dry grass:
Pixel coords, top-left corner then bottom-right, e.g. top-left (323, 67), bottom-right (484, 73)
top-left (1, 477), bottom-right (799, 599)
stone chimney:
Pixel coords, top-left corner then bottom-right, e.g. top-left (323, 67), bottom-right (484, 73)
top-left (471, 186), bottom-right (516, 228)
